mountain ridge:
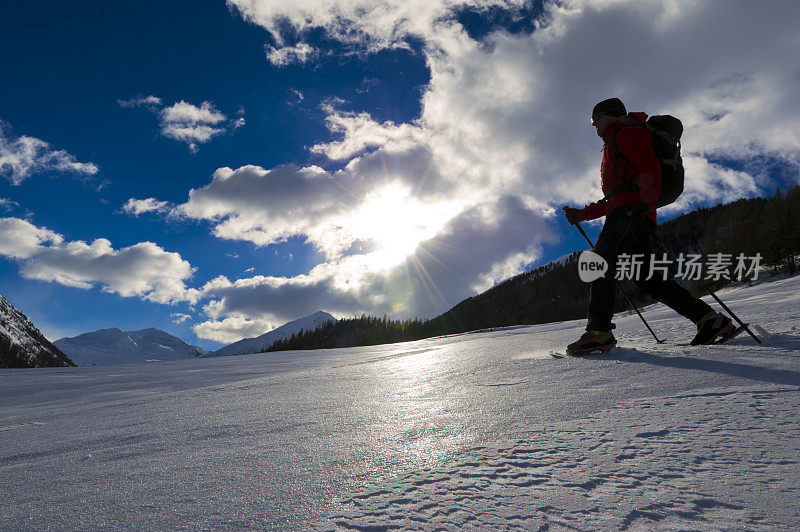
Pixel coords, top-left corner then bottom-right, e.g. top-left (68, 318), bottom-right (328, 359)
top-left (0, 293), bottom-right (75, 368)
top-left (209, 311), bottom-right (337, 357)
top-left (55, 327), bottom-right (207, 366)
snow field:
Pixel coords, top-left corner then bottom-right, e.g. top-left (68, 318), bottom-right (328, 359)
top-left (1, 276), bottom-right (799, 529)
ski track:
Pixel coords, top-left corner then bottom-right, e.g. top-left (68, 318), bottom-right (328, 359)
top-left (1, 275), bottom-right (799, 529)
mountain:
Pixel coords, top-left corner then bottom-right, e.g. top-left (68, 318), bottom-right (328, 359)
top-left (0, 293), bottom-right (75, 368)
top-left (210, 311), bottom-right (336, 357)
top-left (55, 328), bottom-right (207, 366)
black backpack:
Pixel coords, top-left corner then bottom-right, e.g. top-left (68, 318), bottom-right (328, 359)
top-left (610, 115), bottom-right (684, 208)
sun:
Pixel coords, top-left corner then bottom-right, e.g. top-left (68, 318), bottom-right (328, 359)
top-left (347, 183), bottom-right (457, 269)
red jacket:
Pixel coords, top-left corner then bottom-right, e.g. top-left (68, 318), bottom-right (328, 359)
top-left (579, 112), bottom-right (661, 225)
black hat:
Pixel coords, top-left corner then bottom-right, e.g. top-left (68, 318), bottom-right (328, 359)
top-left (592, 98), bottom-right (626, 121)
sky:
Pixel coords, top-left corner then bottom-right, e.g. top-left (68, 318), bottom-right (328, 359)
top-left (1, 0), bottom-right (799, 349)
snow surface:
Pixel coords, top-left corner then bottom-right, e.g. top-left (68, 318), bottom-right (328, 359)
top-left (1, 276), bottom-right (799, 529)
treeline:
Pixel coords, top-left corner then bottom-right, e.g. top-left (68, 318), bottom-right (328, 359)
top-left (265, 185), bottom-right (800, 353)
top-left (658, 185), bottom-right (800, 282)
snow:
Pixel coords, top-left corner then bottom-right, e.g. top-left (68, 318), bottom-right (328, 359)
top-left (54, 327), bottom-right (206, 366)
top-left (1, 276), bottom-right (799, 529)
top-left (1, 294), bottom-right (69, 367)
top-left (1, 296), bottom-right (38, 349)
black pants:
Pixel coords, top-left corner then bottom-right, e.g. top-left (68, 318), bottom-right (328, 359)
top-left (587, 206), bottom-right (712, 332)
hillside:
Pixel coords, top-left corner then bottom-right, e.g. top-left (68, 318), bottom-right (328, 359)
top-left (55, 328), bottom-right (207, 366)
top-left (0, 293), bottom-right (74, 368)
top-left (210, 311), bottom-right (336, 357)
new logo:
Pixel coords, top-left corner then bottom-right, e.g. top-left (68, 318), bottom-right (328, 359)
top-left (578, 250), bottom-right (608, 283)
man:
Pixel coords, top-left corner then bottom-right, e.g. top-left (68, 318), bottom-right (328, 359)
top-left (562, 97), bottom-right (733, 355)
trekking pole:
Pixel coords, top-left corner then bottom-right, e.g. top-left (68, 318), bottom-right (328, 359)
top-left (649, 233), bottom-right (762, 344)
top-left (574, 222), bottom-right (665, 343)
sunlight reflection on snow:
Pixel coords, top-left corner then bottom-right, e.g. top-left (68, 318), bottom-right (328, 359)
top-left (364, 345), bottom-right (468, 467)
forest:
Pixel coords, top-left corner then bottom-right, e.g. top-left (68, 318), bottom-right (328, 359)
top-left (266, 185), bottom-right (800, 353)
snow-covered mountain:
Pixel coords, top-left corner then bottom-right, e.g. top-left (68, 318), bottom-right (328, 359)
top-left (55, 327), bottom-right (207, 366)
top-left (0, 293), bottom-right (75, 368)
top-left (210, 311), bottom-right (336, 357)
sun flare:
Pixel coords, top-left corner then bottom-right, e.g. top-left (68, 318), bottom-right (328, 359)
top-left (346, 183), bottom-right (458, 269)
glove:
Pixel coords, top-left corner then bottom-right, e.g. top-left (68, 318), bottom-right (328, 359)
top-left (562, 206), bottom-right (581, 225)
top-left (627, 203), bottom-right (651, 222)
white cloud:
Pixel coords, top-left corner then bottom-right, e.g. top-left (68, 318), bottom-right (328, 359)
top-left (266, 42), bottom-right (315, 66)
top-left (0, 217), bottom-right (63, 259)
top-left (119, 97), bottom-right (244, 152)
top-left (229, 0), bottom-right (800, 205)
top-left (228, 0), bottom-right (526, 56)
top-left (171, 312), bottom-right (192, 324)
top-left (160, 100), bottom-right (227, 126)
top-left (117, 95), bottom-right (163, 109)
top-left (160, 101), bottom-right (229, 153)
top-left (289, 89), bottom-right (304, 104)
top-left (172, 0), bottom-right (800, 339)
top-left (310, 107), bottom-right (424, 160)
top-left (0, 198), bottom-right (19, 212)
top-left (0, 121), bottom-right (99, 184)
top-left (176, 154), bottom-right (464, 261)
top-left (193, 195), bottom-right (553, 333)
top-left (193, 315), bottom-right (277, 343)
top-left (0, 217), bottom-right (198, 304)
top-left (122, 197), bottom-right (172, 216)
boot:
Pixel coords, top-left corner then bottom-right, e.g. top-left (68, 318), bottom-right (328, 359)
top-left (690, 311), bottom-right (734, 345)
top-left (567, 330), bottom-right (617, 356)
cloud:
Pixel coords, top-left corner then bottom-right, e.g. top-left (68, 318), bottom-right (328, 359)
top-left (0, 121), bottom-right (99, 185)
top-left (171, 312), bottom-right (193, 324)
top-left (288, 89), bottom-right (304, 105)
top-left (0, 217), bottom-right (198, 304)
top-left (192, 315), bottom-right (277, 343)
top-left (117, 95), bottom-right (163, 109)
top-left (119, 96), bottom-right (244, 152)
top-left (160, 101), bottom-right (229, 153)
top-left (310, 106), bottom-right (424, 160)
top-left (228, 0), bottom-right (527, 59)
top-left (0, 217), bottom-right (63, 259)
top-left (170, 0), bottom-right (800, 340)
top-left (229, 0), bottom-right (800, 205)
top-left (121, 197), bottom-right (172, 216)
top-left (160, 101), bottom-right (227, 126)
top-left (266, 42), bottom-right (315, 66)
top-left (175, 152), bottom-right (465, 262)
top-left (0, 198), bottom-right (19, 212)
top-left (193, 195), bottom-right (553, 336)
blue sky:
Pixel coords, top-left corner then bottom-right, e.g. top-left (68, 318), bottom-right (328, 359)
top-left (1, 1), bottom-right (798, 349)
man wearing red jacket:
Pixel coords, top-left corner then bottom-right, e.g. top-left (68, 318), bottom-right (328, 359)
top-left (562, 98), bottom-right (733, 354)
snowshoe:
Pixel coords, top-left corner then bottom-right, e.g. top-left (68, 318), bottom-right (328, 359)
top-left (690, 311), bottom-right (734, 345)
top-left (710, 323), bottom-right (748, 344)
top-left (566, 330), bottom-right (617, 356)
